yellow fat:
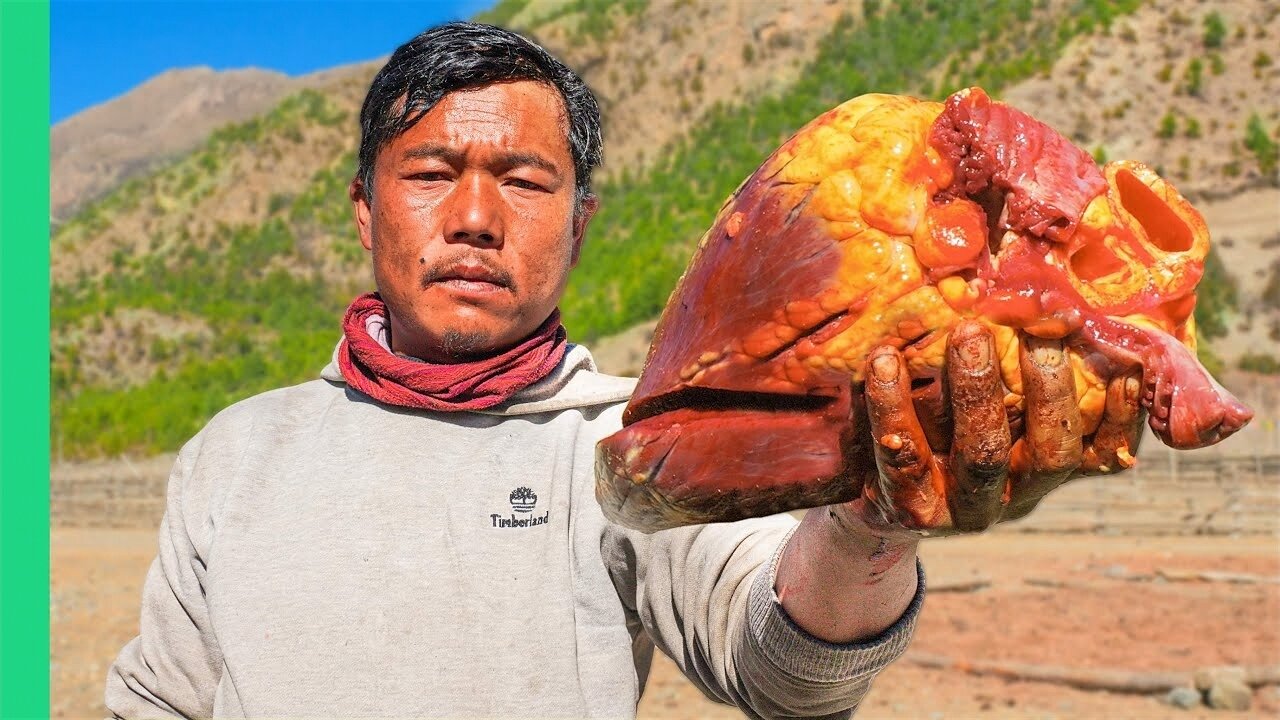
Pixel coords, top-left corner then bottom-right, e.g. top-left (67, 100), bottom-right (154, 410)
top-left (1070, 353), bottom-right (1108, 434)
top-left (810, 170), bottom-right (863, 223)
top-left (991, 325), bottom-right (1022, 396)
top-left (823, 286), bottom-right (956, 381)
top-left (938, 275), bottom-right (979, 311)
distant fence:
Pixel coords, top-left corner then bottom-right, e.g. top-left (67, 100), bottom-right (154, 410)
top-left (51, 447), bottom-right (1280, 535)
top-left (51, 454), bottom-right (174, 529)
top-left (1003, 411), bottom-right (1280, 535)
top-left (1004, 450), bottom-right (1280, 536)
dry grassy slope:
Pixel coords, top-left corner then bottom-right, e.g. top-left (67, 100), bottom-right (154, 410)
top-left (51, 66), bottom-right (373, 283)
top-left (54, 67), bottom-right (302, 224)
top-left (50, 65), bottom-right (376, 385)
top-left (514, 0), bottom-right (857, 181)
top-left (1001, 0), bottom-right (1279, 199)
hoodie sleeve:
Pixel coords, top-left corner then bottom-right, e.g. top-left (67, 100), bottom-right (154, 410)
top-left (105, 438), bottom-right (223, 718)
top-left (603, 516), bottom-right (924, 719)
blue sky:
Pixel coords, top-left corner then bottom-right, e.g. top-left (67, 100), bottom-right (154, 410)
top-left (52, 0), bottom-right (497, 124)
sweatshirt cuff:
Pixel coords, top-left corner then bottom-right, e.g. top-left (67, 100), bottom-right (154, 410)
top-left (746, 529), bottom-right (925, 683)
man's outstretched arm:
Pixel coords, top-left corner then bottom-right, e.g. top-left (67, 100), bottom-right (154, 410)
top-left (605, 515), bottom-right (923, 720)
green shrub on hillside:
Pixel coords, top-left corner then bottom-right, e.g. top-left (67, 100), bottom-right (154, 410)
top-left (1202, 11), bottom-right (1226, 49)
top-left (1183, 57), bottom-right (1203, 96)
top-left (1238, 352), bottom-right (1280, 375)
top-left (1194, 247), bottom-right (1238, 341)
top-left (206, 88), bottom-right (345, 147)
top-left (1244, 113), bottom-right (1279, 177)
top-left (288, 150), bottom-right (358, 241)
top-left (580, 0), bottom-right (646, 42)
top-left (1262, 260), bottom-right (1280, 312)
top-left (473, 0), bottom-right (530, 27)
top-left (1209, 53), bottom-right (1225, 76)
top-left (531, 0), bottom-right (648, 43)
top-left (55, 325), bottom-right (339, 456)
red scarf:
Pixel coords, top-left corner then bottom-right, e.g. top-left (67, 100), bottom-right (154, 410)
top-left (337, 293), bottom-right (567, 411)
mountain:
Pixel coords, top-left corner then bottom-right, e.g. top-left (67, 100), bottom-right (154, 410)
top-left (54, 67), bottom-right (295, 224)
top-left (50, 0), bottom-right (1280, 459)
top-left (50, 61), bottom-right (387, 225)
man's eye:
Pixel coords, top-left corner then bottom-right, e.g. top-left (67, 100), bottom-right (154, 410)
top-left (507, 178), bottom-right (544, 191)
top-left (411, 172), bottom-right (450, 182)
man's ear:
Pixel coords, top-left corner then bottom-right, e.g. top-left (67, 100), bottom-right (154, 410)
top-left (569, 195), bottom-right (599, 268)
top-left (350, 177), bottom-right (374, 252)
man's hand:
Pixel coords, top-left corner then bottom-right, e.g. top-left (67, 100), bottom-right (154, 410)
top-left (850, 319), bottom-right (1145, 535)
top-left (774, 319), bottom-right (1145, 644)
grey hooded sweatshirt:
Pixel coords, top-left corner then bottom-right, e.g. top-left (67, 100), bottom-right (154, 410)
top-left (106, 344), bottom-right (923, 719)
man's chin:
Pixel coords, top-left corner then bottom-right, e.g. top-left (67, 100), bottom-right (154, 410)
top-left (439, 329), bottom-right (495, 361)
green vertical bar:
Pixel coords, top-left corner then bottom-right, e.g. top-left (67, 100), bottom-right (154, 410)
top-left (0, 0), bottom-right (52, 718)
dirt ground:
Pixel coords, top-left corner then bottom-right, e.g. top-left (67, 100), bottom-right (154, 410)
top-left (53, 527), bottom-right (1279, 719)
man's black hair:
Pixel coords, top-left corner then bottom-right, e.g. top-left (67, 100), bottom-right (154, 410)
top-left (358, 21), bottom-right (603, 210)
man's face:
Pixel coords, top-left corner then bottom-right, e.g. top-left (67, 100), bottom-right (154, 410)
top-left (351, 80), bottom-right (596, 362)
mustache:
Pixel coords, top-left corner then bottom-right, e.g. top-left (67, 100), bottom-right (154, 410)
top-left (421, 254), bottom-right (516, 290)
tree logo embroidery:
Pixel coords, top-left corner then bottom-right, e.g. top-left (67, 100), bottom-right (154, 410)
top-left (491, 487), bottom-right (549, 528)
top-left (510, 486), bottom-right (538, 513)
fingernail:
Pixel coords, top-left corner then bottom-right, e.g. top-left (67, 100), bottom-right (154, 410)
top-left (1028, 337), bottom-right (1064, 367)
top-left (872, 353), bottom-right (899, 382)
top-left (961, 335), bottom-right (990, 368)
top-left (1124, 375), bottom-right (1141, 400)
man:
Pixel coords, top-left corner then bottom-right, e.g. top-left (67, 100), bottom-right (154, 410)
top-left (107, 22), bottom-right (1141, 719)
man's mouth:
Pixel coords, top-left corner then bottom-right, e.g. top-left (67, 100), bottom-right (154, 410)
top-left (439, 278), bottom-right (504, 293)
top-left (423, 259), bottom-right (514, 293)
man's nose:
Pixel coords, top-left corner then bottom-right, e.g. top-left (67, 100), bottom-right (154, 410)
top-left (442, 174), bottom-right (503, 247)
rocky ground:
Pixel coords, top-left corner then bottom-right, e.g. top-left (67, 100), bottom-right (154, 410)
top-left (54, 491), bottom-right (1279, 718)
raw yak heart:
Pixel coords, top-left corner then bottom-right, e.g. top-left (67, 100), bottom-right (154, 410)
top-left (596, 88), bottom-right (1252, 533)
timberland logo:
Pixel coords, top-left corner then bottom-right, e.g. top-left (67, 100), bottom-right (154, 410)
top-left (491, 487), bottom-right (549, 529)
top-left (510, 487), bottom-right (537, 512)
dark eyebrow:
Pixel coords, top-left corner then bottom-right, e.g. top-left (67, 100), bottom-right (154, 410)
top-left (495, 150), bottom-right (560, 177)
top-left (401, 143), bottom-right (463, 165)
top-left (400, 143), bottom-right (561, 177)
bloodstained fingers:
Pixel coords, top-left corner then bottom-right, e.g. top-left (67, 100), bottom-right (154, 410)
top-left (840, 388), bottom-right (879, 500)
top-left (945, 321), bottom-right (1012, 532)
top-left (1005, 335), bottom-right (1084, 515)
top-left (863, 344), bottom-right (952, 530)
top-left (1081, 373), bottom-right (1145, 475)
top-left (909, 371), bottom-right (953, 457)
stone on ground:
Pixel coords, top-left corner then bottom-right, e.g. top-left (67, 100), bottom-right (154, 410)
top-left (1206, 680), bottom-right (1252, 711)
top-left (1164, 686), bottom-right (1201, 709)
